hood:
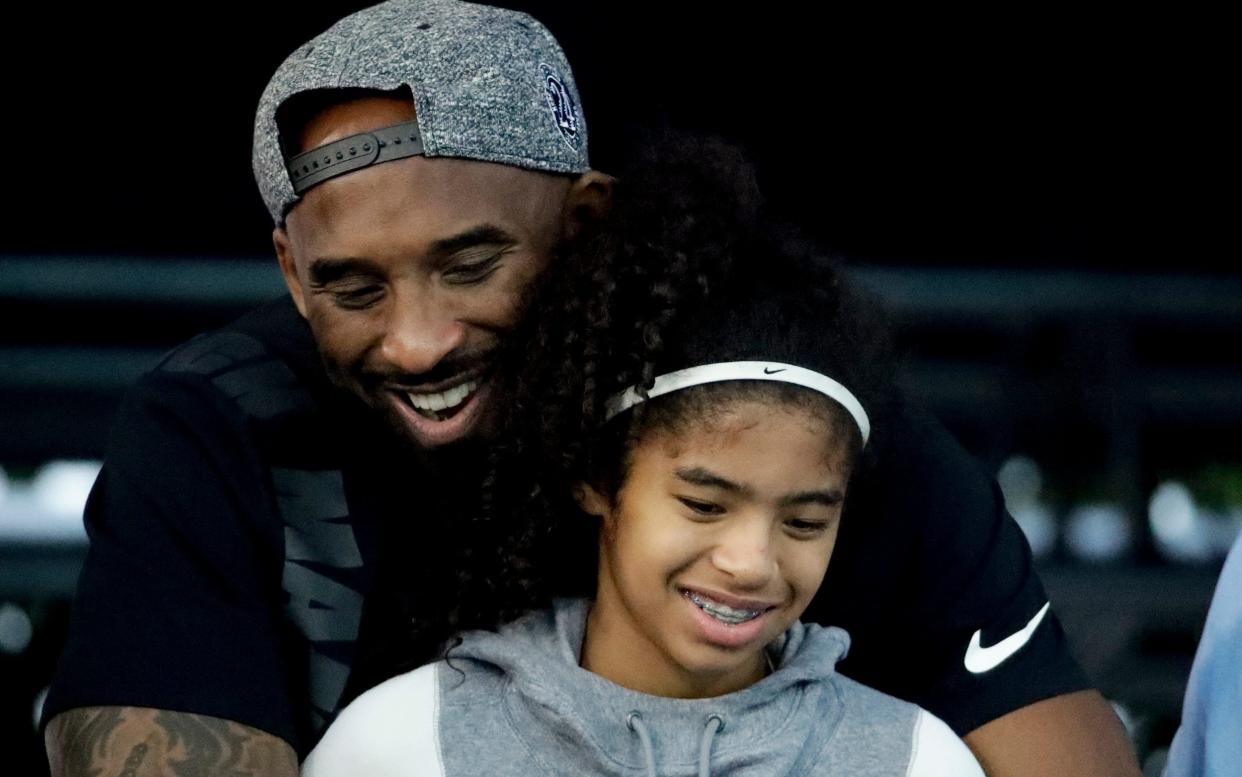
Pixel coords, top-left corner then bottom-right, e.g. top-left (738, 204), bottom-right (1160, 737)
top-left (451, 598), bottom-right (852, 776)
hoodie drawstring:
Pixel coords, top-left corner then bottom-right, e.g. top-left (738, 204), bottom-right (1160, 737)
top-left (626, 712), bottom-right (658, 777)
top-left (698, 714), bottom-right (724, 777)
top-left (625, 711), bottom-right (726, 777)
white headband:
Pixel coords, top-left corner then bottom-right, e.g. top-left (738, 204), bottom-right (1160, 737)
top-left (604, 361), bottom-right (870, 446)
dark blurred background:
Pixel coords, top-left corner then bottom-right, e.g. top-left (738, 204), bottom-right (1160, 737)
top-left (1, 3), bottom-right (1236, 774)
top-left (0, 3), bottom-right (1232, 267)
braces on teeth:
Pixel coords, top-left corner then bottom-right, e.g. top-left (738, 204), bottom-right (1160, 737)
top-left (687, 592), bottom-right (763, 625)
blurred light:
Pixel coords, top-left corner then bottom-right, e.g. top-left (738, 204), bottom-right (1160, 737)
top-left (1206, 508), bottom-right (1242, 557)
top-left (0, 465), bottom-right (9, 505)
top-left (1065, 502), bottom-right (1132, 562)
top-left (1012, 504), bottom-right (1057, 559)
top-left (998, 455), bottom-right (1043, 507)
top-left (0, 602), bottom-right (34, 655)
top-left (1142, 749), bottom-right (1169, 777)
top-left (33, 686), bottom-right (49, 732)
top-left (998, 456), bottom-right (1056, 558)
top-left (1111, 700), bottom-right (1138, 738)
top-left (1149, 481), bottom-right (1213, 563)
top-left (32, 460), bottom-right (101, 518)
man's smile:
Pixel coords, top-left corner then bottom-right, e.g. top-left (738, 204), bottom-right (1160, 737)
top-left (398, 377), bottom-right (482, 421)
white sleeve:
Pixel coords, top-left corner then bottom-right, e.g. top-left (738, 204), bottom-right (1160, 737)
top-left (906, 709), bottom-right (985, 777)
top-left (300, 662), bottom-right (444, 777)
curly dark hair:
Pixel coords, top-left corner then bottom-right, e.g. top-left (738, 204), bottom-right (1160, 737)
top-left (374, 128), bottom-right (895, 676)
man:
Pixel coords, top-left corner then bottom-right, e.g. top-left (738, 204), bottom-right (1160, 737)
top-left (1163, 529), bottom-right (1242, 777)
top-left (43, 1), bottom-right (1139, 775)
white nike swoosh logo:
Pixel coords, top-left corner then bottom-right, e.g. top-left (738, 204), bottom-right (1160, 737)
top-left (964, 602), bottom-right (1051, 674)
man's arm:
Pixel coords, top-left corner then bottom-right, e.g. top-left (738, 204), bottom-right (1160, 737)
top-left (815, 400), bottom-right (1142, 775)
top-left (46, 707), bottom-right (297, 777)
top-left (43, 365), bottom-right (304, 759)
top-left (963, 690), bottom-right (1140, 777)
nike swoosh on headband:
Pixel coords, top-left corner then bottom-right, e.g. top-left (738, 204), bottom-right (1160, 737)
top-left (964, 602), bottom-right (1051, 674)
top-left (604, 361), bottom-right (870, 445)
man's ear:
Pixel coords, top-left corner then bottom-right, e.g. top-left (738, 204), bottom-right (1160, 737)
top-left (573, 481), bottom-right (612, 519)
top-left (273, 226), bottom-right (308, 318)
top-left (561, 170), bottom-right (614, 243)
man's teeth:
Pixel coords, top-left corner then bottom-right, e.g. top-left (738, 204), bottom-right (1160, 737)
top-left (687, 592), bottom-right (764, 625)
top-left (407, 380), bottom-right (479, 419)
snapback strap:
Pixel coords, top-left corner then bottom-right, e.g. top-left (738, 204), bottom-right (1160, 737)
top-left (286, 120), bottom-right (425, 195)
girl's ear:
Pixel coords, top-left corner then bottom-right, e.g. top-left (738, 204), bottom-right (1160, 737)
top-left (573, 481), bottom-right (611, 519)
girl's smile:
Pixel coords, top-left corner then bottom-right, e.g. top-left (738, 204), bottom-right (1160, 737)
top-left (579, 398), bottom-right (852, 699)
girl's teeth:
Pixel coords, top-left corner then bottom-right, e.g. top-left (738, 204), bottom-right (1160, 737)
top-left (687, 592), bottom-right (763, 625)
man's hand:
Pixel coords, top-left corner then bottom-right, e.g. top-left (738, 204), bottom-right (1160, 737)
top-left (45, 706), bottom-right (298, 777)
top-left (964, 690), bottom-right (1142, 777)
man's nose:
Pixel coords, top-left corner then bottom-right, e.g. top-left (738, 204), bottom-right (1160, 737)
top-left (710, 519), bottom-right (777, 588)
top-left (379, 290), bottom-right (467, 377)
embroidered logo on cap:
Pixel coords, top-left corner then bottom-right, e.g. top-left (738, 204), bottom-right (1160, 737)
top-left (541, 63), bottom-right (581, 151)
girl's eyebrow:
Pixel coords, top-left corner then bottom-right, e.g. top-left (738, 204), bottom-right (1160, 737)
top-left (781, 489), bottom-right (845, 508)
top-left (674, 466), bottom-right (746, 494)
top-left (674, 467), bottom-right (844, 507)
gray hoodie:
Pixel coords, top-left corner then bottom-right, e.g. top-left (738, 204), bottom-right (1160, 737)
top-left (303, 598), bottom-right (982, 776)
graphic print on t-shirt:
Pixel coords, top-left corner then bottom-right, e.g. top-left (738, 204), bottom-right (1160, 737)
top-left (163, 329), bottom-right (369, 738)
top-left (275, 467), bottom-right (365, 729)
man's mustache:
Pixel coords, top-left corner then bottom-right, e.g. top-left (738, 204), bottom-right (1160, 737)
top-left (360, 348), bottom-right (497, 389)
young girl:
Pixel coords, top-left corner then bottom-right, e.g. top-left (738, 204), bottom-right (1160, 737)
top-left (302, 137), bottom-right (983, 776)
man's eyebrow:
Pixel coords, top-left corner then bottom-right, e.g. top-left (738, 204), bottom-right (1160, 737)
top-left (429, 224), bottom-right (519, 256)
top-left (308, 256), bottom-right (385, 286)
top-left (307, 225), bottom-right (518, 285)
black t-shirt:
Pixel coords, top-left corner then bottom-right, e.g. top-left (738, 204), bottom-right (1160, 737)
top-left (43, 297), bottom-right (1087, 755)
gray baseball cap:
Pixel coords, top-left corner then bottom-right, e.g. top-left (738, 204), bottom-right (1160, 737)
top-left (253, 0), bottom-right (590, 223)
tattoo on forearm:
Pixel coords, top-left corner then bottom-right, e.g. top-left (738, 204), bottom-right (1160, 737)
top-left (47, 707), bottom-right (124, 777)
top-left (47, 707), bottom-right (297, 777)
top-left (119, 742), bottom-right (149, 777)
top-left (155, 710), bottom-right (249, 777)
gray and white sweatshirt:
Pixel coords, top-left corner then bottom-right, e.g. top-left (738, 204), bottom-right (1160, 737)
top-left (303, 598), bottom-right (982, 776)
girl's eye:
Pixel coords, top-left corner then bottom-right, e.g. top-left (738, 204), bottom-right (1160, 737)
top-left (677, 497), bottom-right (725, 516)
top-left (786, 518), bottom-right (831, 536)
